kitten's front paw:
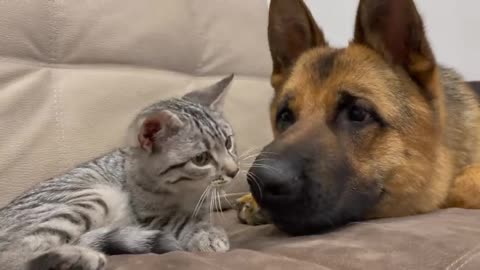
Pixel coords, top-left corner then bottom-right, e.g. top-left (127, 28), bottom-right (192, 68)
top-left (28, 246), bottom-right (106, 270)
top-left (187, 227), bottom-right (229, 253)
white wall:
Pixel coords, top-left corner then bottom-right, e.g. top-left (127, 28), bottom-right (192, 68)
top-left (267, 0), bottom-right (480, 81)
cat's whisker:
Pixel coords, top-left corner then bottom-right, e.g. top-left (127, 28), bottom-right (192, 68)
top-left (238, 147), bottom-right (257, 157)
top-left (212, 188), bottom-right (218, 220)
top-left (238, 153), bottom-right (279, 165)
top-left (209, 188), bottom-right (215, 224)
top-left (199, 185), bottom-right (212, 216)
top-left (240, 151), bottom-right (279, 160)
top-left (239, 152), bottom-right (277, 162)
top-left (215, 189), bottom-right (225, 221)
top-left (239, 147), bottom-right (279, 156)
top-left (239, 153), bottom-right (260, 161)
top-left (247, 157), bottom-right (277, 162)
top-left (219, 190), bottom-right (244, 209)
top-left (256, 151), bottom-right (280, 155)
top-left (223, 195), bottom-right (235, 209)
top-left (220, 192), bottom-right (248, 197)
top-left (238, 150), bottom-right (266, 162)
top-left (238, 158), bottom-right (277, 168)
top-left (238, 169), bottom-right (251, 177)
top-left (193, 185), bottom-right (211, 219)
top-left (238, 147), bottom-right (263, 159)
top-left (213, 189), bottom-right (218, 212)
top-left (238, 162), bottom-right (253, 167)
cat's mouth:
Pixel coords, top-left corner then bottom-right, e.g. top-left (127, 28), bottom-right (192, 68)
top-left (211, 178), bottom-right (230, 188)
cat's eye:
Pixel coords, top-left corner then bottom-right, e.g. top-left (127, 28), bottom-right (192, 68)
top-left (225, 136), bottom-right (233, 150)
top-left (192, 152), bottom-right (211, 166)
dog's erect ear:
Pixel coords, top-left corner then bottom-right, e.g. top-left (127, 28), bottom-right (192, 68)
top-left (183, 74), bottom-right (234, 113)
top-left (353, 0), bottom-right (439, 98)
top-left (268, 0), bottom-right (328, 90)
top-left (137, 111), bottom-right (183, 153)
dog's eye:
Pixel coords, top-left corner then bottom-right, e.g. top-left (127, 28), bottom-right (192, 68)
top-left (336, 94), bottom-right (381, 129)
top-left (192, 152), bottom-right (211, 167)
top-left (276, 108), bottom-right (295, 131)
top-left (348, 104), bottom-right (370, 122)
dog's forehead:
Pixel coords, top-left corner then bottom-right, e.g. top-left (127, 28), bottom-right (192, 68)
top-left (277, 45), bottom-right (404, 118)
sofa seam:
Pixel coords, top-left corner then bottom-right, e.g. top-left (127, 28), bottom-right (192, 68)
top-left (189, 2), bottom-right (201, 76)
top-left (445, 244), bottom-right (480, 270)
top-left (48, 0), bottom-right (69, 169)
top-left (0, 56), bottom-right (269, 80)
top-left (454, 251), bottom-right (480, 270)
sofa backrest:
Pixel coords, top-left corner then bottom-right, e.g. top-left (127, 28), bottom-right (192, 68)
top-left (0, 0), bottom-right (273, 206)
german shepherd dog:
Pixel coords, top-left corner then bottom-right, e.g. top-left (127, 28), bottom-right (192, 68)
top-left (236, 0), bottom-right (480, 235)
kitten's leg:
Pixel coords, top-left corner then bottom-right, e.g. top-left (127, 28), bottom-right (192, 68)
top-left (179, 222), bottom-right (229, 252)
top-left (79, 226), bottom-right (182, 255)
top-left (0, 186), bottom-right (125, 269)
top-left (27, 245), bottom-right (106, 270)
top-left (0, 206), bottom-right (106, 270)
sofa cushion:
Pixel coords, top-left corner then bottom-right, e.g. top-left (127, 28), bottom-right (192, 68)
top-left (107, 209), bottom-right (480, 270)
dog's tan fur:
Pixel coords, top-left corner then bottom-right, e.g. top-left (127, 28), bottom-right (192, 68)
top-left (237, 0), bottom-right (480, 226)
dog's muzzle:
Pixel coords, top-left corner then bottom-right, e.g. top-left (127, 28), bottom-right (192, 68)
top-left (248, 152), bottom-right (303, 208)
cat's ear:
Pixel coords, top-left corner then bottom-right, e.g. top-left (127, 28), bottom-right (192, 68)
top-left (183, 74), bottom-right (234, 113)
top-left (137, 111), bottom-right (183, 153)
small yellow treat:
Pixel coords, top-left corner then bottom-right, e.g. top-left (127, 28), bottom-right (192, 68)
top-left (235, 193), bottom-right (270, 225)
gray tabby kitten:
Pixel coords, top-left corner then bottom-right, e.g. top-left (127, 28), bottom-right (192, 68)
top-left (0, 75), bottom-right (238, 270)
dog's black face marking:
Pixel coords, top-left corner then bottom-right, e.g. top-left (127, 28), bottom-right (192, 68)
top-left (314, 50), bottom-right (342, 80)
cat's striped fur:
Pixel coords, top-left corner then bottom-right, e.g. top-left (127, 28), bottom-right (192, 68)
top-left (0, 75), bottom-right (238, 270)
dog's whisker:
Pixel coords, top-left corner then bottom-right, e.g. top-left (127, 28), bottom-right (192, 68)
top-left (248, 164), bottom-right (283, 175)
top-left (246, 171), bottom-right (263, 199)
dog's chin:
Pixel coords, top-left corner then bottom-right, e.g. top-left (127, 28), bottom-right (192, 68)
top-left (257, 185), bottom-right (382, 235)
top-left (261, 198), bottom-right (350, 235)
top-left (264, 203), bottom-right (367, 235)
top-left (264, 210), bottom-right (336, 235)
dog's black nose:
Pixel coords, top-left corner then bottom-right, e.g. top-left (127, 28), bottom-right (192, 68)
top-left (247, 156), bottom-right (301, 207)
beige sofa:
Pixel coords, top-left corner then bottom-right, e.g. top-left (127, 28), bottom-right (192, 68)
top-left (1, 0), bottom-right (480, 269)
